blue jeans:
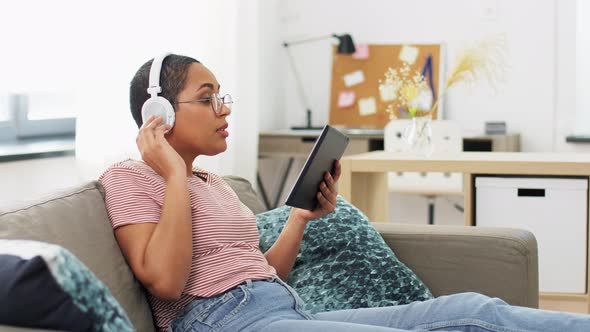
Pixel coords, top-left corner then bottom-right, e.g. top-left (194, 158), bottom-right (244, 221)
top-left (168, 278), bottom-right (590, 332)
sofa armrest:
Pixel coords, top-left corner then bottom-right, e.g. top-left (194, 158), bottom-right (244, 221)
top-left (0, 326), bottom-right (65, 332)
top-left (373, 223), bottom-right (539, 308)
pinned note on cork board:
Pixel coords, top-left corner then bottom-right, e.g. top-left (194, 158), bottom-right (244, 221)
top-left (329, 44), bottom-right (444, 129)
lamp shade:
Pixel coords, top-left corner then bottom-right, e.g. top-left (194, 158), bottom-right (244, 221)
top-left (333, 34), bottom-right (356, 54)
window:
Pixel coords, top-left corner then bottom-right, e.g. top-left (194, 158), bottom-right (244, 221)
top-left (0, 93), bottom-right (76, 141)
top-left (0, 96), bottom-right (8, 122)
top-left (0, 96), bottom-right (15, 141)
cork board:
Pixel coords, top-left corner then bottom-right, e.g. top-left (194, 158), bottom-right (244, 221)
top-left (328, 44), bottom-right (443, 129)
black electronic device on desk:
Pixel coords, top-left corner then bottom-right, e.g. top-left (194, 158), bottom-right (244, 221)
top-left (285, 125), bottom-right (350, 210)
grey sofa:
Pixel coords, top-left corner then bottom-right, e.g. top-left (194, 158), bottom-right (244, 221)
top-left (0, 177), bottom-right (539, 332)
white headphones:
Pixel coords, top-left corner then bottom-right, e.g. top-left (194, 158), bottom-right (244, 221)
top-left (141, 52), bottom-right (176, 128)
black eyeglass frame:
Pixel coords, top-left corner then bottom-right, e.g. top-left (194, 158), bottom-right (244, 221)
top-left (175, 93), bottom-right (233, 114)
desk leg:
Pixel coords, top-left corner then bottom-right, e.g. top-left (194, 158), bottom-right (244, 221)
top-left (273, 157), bottom-right (294, 208)
top-left (340, 160), bottom-right (388, 222)
top-left (256, 172), bottom-right (272, 211)
top-left (463, 173), bottom-right (474, 226)
top-left (339, 159), bottom-right (352, 201)
top-left (353, 172), bottom-right (388, 222)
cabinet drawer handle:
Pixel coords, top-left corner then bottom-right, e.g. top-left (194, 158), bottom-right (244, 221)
top-left (517, 188), bottom-right (545, 197)
top-left (301, 137), bottom-right (317, 143)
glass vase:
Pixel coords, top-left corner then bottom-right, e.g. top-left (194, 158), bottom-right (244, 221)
top-left (403, 114), bottom-right (434, 157)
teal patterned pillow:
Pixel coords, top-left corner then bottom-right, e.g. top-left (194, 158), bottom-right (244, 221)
top-left (0, 240), bottom-right (133, 331)
top-left (256, 196), bottom-right (433, 313)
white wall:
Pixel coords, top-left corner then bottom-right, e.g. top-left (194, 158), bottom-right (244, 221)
top-left (557, 0), bottom-right (590, 153)
top-left (258, 0), bottom-right (287, 131)
top-left (554, 0), bottom-right (585, 152)
top-left (267, 0), bottom-right (573, 152)
top-left (574, 0), bottom-right (590, 136)
top-left (223, 0), bottom-right (262, 183)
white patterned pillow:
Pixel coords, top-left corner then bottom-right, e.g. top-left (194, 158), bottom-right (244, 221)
top-left (257, 197), bottom-right (433, 313)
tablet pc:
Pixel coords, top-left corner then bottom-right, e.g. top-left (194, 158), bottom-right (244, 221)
top-left (285, 125), bottom-right (350, 210)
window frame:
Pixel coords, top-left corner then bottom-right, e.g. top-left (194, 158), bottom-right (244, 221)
top-left (0, 94), bottom-right (76, 141)
top-left (0, 96), bottom-right (18, 141)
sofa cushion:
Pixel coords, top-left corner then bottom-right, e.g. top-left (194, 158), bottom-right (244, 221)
top-left (0, 240), bottom-right (133, 331)
top-left (256, 196), bottom-right (433, 313)
top-left (222, 175), bottom-right (267, 214)
top-left (0, 181), bottom-right (156, 332)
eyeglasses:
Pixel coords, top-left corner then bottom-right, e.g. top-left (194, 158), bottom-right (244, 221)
top-left (175, 93), bottom-right (233, 114)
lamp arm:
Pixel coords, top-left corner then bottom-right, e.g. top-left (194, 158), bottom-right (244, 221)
top-left (282, 34), bottom-right (340, 122)
top-left (281, 33), bottom-right (355, 129)
top-left (284, 47), bottom-right (312, 115)
top-left (283, 34), bottom-right (334, 47)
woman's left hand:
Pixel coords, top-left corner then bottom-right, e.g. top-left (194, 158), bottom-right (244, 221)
top-left (291, 160), bottom-right (341, 224)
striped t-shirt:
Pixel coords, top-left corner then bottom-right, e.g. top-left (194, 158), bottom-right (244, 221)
top-left (99, 159), bottom-right (277, 331)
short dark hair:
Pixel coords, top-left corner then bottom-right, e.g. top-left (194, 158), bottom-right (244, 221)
top-left (129, 54), bottom-right (200, 128)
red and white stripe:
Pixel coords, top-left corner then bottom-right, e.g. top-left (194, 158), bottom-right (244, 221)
top-left (99, 160), bottom-right (276, 331)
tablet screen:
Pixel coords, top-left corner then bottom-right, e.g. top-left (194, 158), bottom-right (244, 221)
top-left (285, 125), bottom-right (350, 210)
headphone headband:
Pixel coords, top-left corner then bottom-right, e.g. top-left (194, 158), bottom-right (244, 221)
top-left (147, 52), bottom-right (171, 97)
top-left (141, 52), bottom-right (176, 129)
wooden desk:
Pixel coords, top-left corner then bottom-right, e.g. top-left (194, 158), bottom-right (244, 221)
top-left (259, 129), bottom-right (521, 155)
top-left (259, 129), bottom-right (384, 158)
top-left (257, 129), bottom-right (384, 210)
top-left (258, 130), bottom-right (520, 210)
top-left (339, 150), bottom-right (590, 313)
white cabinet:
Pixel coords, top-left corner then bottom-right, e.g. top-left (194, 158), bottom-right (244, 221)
top-left (475, 177), bottom-right (588, 294)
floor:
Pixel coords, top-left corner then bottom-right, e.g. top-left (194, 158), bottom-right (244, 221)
top-left (540, 297), bottom-right (589, 314)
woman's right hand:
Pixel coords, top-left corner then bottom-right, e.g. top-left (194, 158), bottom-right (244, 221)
top-left (136, 115), bottom-right (187, 181)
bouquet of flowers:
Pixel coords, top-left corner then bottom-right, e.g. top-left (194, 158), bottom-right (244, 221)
top-left (379, 62), bottom-right (431, 120)
top-left (379, 35), bottom-right (508, 121)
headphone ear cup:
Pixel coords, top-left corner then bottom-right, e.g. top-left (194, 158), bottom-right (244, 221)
top-left (141, 96), bottom-right (175, 128)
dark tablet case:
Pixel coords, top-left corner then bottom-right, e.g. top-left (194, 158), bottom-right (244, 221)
top-left (285, 125), bottom-right (350, 210)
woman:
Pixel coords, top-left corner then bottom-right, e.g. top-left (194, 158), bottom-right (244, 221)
top-left (100, 54), bottom-right (590, 332)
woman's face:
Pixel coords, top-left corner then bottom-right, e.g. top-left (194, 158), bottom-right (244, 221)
top-left (167, 63), bottom-right (231, 157)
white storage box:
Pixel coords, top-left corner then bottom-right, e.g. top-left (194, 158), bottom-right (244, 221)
top-left (475, 177), bottom-right (588, 294)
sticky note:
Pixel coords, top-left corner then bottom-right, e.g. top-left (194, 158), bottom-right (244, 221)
top-left (338, 91), bottom-right (356, 108)
top-left (343, 70), bottom-right (365, 87)
top-left (399, 45), bottom-right (419, 65)
top-left (358, 97), bottom-right (377, 116)
top-left (379, 84), bottom-right (397, 102)
top-left (352, 44), bottom-right (369, 59)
